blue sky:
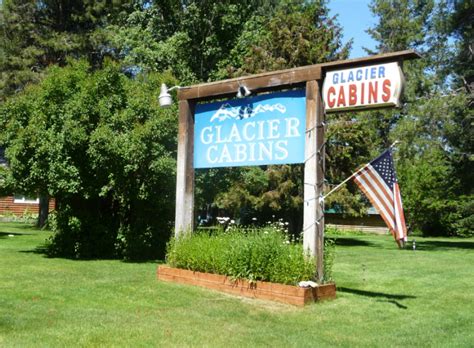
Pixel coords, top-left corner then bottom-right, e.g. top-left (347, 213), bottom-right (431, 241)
top-left (328, 0), bottom-right (378, 58)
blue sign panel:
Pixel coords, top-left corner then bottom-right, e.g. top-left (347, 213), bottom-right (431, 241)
top-left (194, 89), bottom-right (306, 168)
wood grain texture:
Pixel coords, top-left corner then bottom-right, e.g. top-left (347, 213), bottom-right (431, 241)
top-left (174, 99), bottom-right (195, 236)
top-left (303, 80), bottom-right (318, 259)
top-left (177, 50), bottom-right (420, 101)
top-left (315, 81), bottom-right (325, 283)
top-left (156, 265), bottom-right (336, 306)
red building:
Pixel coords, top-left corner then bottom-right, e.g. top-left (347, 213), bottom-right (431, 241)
top-left (0, 195), bottom-right (55, 217)
top-left (0, 147), bottom-right (55, 217)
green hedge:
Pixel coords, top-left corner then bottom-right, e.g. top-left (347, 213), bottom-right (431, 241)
top-left (166, 224), bottom-right (322, 285)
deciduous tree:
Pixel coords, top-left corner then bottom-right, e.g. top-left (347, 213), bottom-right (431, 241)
top-left (0, 60), bottom-right (179, 258)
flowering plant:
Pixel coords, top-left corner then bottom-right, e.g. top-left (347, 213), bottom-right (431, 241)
top-left (166, 223), bottom-right (318, 285)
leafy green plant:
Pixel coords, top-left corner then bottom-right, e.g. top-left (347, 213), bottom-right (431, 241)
top-left (167, 224), bottom-right (317, 285)
top-left (323, 238), bottom-right (336, 283)
top-left (1, 61), bottom-right (178, 260)
top-left (20, 209), bottom-right (38, 223)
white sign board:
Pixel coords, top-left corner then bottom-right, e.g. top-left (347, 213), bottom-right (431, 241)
top-left (322, 62), bottom-right (404, 112)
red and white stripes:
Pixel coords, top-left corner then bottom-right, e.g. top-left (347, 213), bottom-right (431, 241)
top-left (354, 165), bottom-right (407, 242)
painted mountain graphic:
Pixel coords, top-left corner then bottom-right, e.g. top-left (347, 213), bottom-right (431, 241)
top-left (210, 103), bottom-right (287, 122)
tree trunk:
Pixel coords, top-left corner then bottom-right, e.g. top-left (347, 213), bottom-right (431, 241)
top-left (37, 195), bottom-right (49, 228)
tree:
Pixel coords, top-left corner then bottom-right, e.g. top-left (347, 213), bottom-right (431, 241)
top-left (0, 60), bottom-right (179, 258)
top-left (324, 112), bottom-right (379, 216)
top-left (0, 0), bottom-right (137, 226)
top-left (0, 0), bottom-right (353, 256)
top-left (367, 0), bottom-right (473, 236)
top-left (447, 0), bottom-right (473, 90)
top-left (108, 0), bottom-right (280, 84)
top-left (196, 0), bottom-right (352, 234)
top-left (444, 0), bottom-right (473, 197)
top-left (0, 147), bottom-right (11, 209)
top-left (214, 0), bottom-right (350, 78)
top-left (108, 0), bottom-right (352, 233)
top-left (0, 0), bottom-right (134, 100)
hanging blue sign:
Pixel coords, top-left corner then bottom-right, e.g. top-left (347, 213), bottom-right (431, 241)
top-left (194, 89), bottom-right (306, 169)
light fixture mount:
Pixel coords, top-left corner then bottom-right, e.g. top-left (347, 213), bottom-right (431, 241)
top-left (236, 84), bottom-right (251, 98)
top-left (158, 84), bottom-right (182, 107)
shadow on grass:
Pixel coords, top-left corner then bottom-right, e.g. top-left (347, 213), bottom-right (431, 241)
top-left (414, 240), bottom-right (474, 251)
top-left (122, 259), bottom-right (165, 264)
top-left (333, 237), bottom-right (376, 247)
top-left (19, 247), bottom-right (164, 264)
top-left (0, 223), bottom-right (39, 230)
top-left (380, 300), bottom-right (409, 309)
top-left (0, 232), bottom-right (32, 238)
top-left (18, 248), bottom-right (116, 261)
top-left (19, 245), bottom-right (49, 254)
top-left (338, 287), bottom-right (416, 309)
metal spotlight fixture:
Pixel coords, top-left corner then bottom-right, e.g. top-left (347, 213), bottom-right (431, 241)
top-left (158, 83), bottom-right (181, 107)
top-left (236, 84), bottom-right (251, 98)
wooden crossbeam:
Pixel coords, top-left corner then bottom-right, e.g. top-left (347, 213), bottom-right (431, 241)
top-left (177, 50), bottom-right (420, 101)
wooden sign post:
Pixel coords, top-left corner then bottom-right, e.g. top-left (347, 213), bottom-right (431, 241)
top-left (174, 50), bottom-right (419, 281)
top-left (174, 99), bottom-right (195, 236)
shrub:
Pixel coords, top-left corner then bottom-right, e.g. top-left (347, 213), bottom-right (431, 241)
top-left (323, 238), bottom-right (336, 283)
top-left (166, 224), bottom-right (320, 285)
top-left (1, 61), bottom-right (178, 260)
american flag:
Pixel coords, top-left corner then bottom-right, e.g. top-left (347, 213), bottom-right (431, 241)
top-left (353, 150), bottom-right (407, 246)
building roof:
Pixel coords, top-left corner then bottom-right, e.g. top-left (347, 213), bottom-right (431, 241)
top-left (325, 206), bottom-right (380, 215)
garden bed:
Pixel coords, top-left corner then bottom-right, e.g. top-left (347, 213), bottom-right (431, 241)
top-left (157, 265), bottom-right (336, 306)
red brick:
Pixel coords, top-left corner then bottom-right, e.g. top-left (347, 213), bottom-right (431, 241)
top-left (0, 196), bottom-right (55, 216)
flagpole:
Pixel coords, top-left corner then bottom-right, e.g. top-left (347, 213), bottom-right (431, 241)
top-left (321, 166), bottom-right (366, 201)
top-left (389, 140), bottom-right (401, 149)
top-left (321, 140), bottom-right (400, 202)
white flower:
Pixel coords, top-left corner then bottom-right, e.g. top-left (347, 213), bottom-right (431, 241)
top-left (216, 216), bottom-right (230, 224)
top-left (252, 217), bottom-right (257, 221)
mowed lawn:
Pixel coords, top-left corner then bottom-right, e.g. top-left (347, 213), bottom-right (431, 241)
top-left (1, 222), bottom-right (473, 347)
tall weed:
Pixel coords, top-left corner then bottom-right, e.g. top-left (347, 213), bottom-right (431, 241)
top-left (166, 225), bottom-right (320, 285)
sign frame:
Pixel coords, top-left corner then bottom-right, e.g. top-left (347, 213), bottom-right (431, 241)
top-left (174, 50), bottom-right (419, 282)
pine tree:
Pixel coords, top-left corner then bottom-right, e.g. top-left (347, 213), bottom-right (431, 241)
top-left (447, 0), bottom-right (474, 90)
top-left (368, 0), bottom-right (473, 236)
top-left (0, 0), bottom-right (134, 100)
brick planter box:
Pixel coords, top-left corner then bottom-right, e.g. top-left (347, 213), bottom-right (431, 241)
top-left (157, 265), bottom-right (336, 306)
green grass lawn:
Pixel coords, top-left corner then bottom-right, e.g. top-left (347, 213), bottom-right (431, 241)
top-left (1, 222), bottom-right (473, 347)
